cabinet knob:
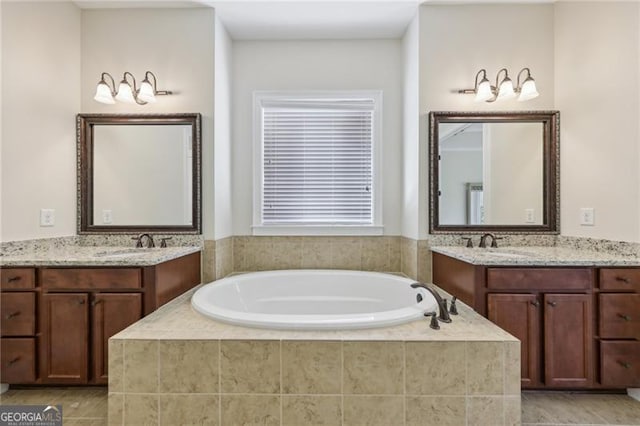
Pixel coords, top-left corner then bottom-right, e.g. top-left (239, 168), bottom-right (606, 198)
top-left (7, 356), bottom-right (21, 366)
top-left (617, 361), bottom-right (632, 369)
top-left (615, 276), bottom-right (631, 284)
top-left (91, 300), bottom-right (103, 307)
top-left (4, 311), bottom-right (20, 319)
top-left (617, 313), bottom-right (632, 321)
top-left (7, 276), bottom-right (21, 282)
top-left (530, 300), bottom-right (540, 307)
top-left (547, 301), bottom-right (557, 307)
top-left (77, 299), bottom-right (86, 305)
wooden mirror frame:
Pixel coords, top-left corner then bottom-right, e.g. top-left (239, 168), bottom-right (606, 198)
top-left (429, 111), bottom-right (560, 234)
top-left (77, 113), bottom-right (202, 234)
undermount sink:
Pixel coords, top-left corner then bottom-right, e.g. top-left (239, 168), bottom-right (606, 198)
top-left (93, 248), bottom-right (153, 258)
top-left (484, 252), bottom-right (528, 259)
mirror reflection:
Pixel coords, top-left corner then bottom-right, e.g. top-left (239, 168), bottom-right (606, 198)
top-left (429, 111), bottom-right (559, 234)
top-left (438, 122), bottom-right (543, 226)
top-left (78, 113), bottom-right (201, 234)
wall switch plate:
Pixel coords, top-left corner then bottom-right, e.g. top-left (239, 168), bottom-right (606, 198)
top-left (580, 208), bottom-right (595, 226)
top-left (525, 208), bottom-right (535, 224)
top-left (102, 209), bottom-right (113, 225)
top-left (40, 209), bottom-right (55, 227)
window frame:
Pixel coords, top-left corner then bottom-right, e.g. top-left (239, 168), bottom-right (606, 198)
top-left (252, 90), bottom-right (383, 236)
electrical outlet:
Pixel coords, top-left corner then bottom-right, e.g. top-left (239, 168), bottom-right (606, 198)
top-left (580, 208), bottom-right (595, 226)
top-left (525, 208), bottom-right (535, 224)
top-left (102, 209), bottom-right (113, 225)
top-left (40, 209), bottom-right (55, 227)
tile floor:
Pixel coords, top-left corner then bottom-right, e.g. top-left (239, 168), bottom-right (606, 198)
top-left (0, 387), bottom-right (639, 425)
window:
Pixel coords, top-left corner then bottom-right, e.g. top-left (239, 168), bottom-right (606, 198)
top-left (253, 91), bottom-right (382, 235)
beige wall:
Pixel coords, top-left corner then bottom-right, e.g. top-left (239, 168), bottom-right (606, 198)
top-left (231, 39), bottom-right (404, 236)
top-left (81, 8), bottom-right (215, 238)
top-left (555, 2), bottom-right (640, 242)
top-left (418, 4), bottom-right (555, 238)
top-left (1, 2), bottom-right (81, 241)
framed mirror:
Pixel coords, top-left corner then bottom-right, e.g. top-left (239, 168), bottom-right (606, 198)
top-left (429, 111), bottom-right (559, 234)
top-left (77, 113), bottom-right (202, 234)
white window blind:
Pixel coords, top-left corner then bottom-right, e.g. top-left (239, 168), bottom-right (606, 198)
top-left (260, 99), bottom-right (375, 225)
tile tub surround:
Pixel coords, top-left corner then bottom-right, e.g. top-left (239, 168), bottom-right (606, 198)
top-left (108, 288), bottom-right (520, 425)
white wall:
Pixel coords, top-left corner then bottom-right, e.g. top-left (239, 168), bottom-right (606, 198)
top-left (81, 8), bottom-right (215, 237)
top-left (214, 14), bottom-right (233, 240)
top-left (401, 13), bottom-right (420, 239)
top-left (1, 2), bottom-right (81, 241)
top-left (555, 2), bottom-right (640, 242)
top-left (419, 4), bottom-right (555, 238)
top-left (232, 39), bottom-right (403, 235)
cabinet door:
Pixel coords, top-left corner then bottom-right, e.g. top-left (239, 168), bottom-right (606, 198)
top-left (487, 293), bottom-right (541, 387)
top-left (92, 293), bottom-right (142, 384)
top-left (41, 293), bottom-right (89, 383)
top-left (544, 293), bottom-right (593, 387)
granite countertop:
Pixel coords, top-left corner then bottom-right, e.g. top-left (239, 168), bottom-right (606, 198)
top-left (431, 245), bottom-right (640, 266)
top-left (112, 285), bottom-right (517, 342)
top-left (0, 245), bottom-right (201, 267)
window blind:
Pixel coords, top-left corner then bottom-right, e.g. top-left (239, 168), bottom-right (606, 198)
top-left (261, 101), bottom-right (374, 225)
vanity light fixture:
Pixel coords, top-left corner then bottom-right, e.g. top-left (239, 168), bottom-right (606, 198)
top-left (458, 67), bottom-right (539, 102)
top-left (93, 71), bottom-right (172, 105)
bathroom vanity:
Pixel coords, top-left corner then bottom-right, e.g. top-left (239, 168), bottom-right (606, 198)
top-left (431, 246), bottom-right (640, 390)
top-left (0, 246), bottom-right (201, 385)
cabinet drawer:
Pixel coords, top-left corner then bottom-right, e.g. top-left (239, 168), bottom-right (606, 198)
top-left (599, 294), bottom-right (640, 339)
top-left (487, 268), bottom-right (593, 290)
top-left (1, 293), bottom-right (36, 336)
top-left (1, 338), bottom-right (36, 383)
top-left (41, 268), bottom-right (141, 290)
top-left (601, 341), bottom-right (640, 387)
top-left (0, 268), bottom-right (35, 290)
top-left (600, 269), bottom-right (640, 292)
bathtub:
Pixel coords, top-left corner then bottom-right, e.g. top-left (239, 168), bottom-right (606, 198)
top-left (191, 269), bottom-right (438, 330)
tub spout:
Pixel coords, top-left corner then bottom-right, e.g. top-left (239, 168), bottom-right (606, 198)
top-left (410, 282), bottom-right (452, 324)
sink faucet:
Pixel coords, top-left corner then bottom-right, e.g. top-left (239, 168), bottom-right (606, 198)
top-left (132, 233), bottom-right (155, 248)
top-left (410, 283), bottom-right (452, 324)
top-left (479, 233), bottom-right (503, 248)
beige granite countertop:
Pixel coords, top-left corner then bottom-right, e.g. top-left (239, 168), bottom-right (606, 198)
top-left (0, 245), bottom-right (201, 267)
top-left (112, 285), bottom-right (517, 342)
top-left (431, 245), bottom-right (640, 266)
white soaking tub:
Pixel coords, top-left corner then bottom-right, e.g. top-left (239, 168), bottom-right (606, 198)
top-left (191, 269), bottom-right (438, 330)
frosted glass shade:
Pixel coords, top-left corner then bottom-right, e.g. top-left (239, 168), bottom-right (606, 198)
top-left (497, 78), bottom-right (516, 100)
top-left (518, 78), bottom-right (539, 101)
top-left (94, 82), bottom-right (115, 104)
top-left (138, 81), bottom-right (156, 103)
top-left (115, 81), bottom-right (136, 103)
top-left (474, 80), bottom-right (494, 102)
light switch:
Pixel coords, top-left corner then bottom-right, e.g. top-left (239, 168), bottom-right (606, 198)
top-left (525, 209), bottom-right (535, 224)
top-left (580, 208), bottom-right (595, 226)
top-left (102, 209), bottom-right (113, 224)
top-left (40, 209), bottom-right (55, 227)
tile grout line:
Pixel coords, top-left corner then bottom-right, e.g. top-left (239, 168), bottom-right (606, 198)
top-left (218, 340), bottom-right (222, 426)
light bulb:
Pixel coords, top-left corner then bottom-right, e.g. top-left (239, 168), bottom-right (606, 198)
top-left (518, 77), bottom-right (539, 101)
top-left (94, 82), bottom-right (115, 104)
top-left (138, 80), bottom-right (156, 103)
top-left (474, 79), bottom-right (494, 102)
top-left (497, 77), bottom-right (515, 100)
top-left (115, 80), bottom-right (136, 103)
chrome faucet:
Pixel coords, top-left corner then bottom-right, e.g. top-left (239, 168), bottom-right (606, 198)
top-left (132, 233), bottom-right (155, 248)
top-left (479, 233), bottom-right (502, 248)
top-left (410, 283), bottom-right (452, 324)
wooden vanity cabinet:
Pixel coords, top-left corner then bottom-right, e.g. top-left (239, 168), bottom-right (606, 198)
top-left (598, 268), bottom-right (640, 387)
top-left (0, 251), bottom-right (200, 385)
top-left (485, 268), bottom-right (593, 389)
top-left (0, 268), bottom-right (37, 383)
top-left (433, 253), bottom-right (640, 390)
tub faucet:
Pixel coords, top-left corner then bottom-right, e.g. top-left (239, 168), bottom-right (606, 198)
top-left (410, 283), bottom-right (452, 324)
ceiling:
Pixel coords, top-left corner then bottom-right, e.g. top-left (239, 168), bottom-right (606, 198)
top-left (72, 0), bottom-right (558, 40)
